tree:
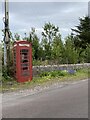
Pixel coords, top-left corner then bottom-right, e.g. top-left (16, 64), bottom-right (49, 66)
top-left (41, 38), bottom-right (51, 60)
top-left (14, 33), bottom-right (21, 40)
top-left (27, 28), bottom-right (40, 60)
top-left (42, 22), bottom-right (59, 60)
top-left (52, 33), bottom-right (64, 64)
top-left (84, 45), bottom-right (90, 63)
top-left (64, 35), bottom-right (79, 64)
top-left (72, 16), bottom-right (90, 49)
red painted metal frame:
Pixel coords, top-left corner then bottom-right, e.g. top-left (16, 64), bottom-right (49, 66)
top-left (13, 40), bottom-right (32, 82)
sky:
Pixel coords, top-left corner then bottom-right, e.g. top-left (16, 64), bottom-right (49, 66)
top-left (0, 1), bottom-right (89, 42)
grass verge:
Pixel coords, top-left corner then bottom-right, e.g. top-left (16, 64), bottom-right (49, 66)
top-left (1, 68), bottom-right (89, 93)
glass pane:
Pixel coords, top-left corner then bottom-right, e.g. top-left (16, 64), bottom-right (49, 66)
top-left (21, 64), bottom-right (28, 67)
top-left (20, 49), bottom-right (28, 53)
top-left (22, 71), bottom-right (30, 76)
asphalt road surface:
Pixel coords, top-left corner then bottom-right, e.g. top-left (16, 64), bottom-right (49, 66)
top-left (2, 79), bottom-right (88, 118)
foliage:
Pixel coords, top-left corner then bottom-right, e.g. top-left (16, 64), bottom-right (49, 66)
top-left (64, 35), bottom-right (79, 64)
top-left (72, 16), bottom-right (90, 49)
top-left (0, 44), bottom-right (2, 74)
top-left (51, 34), bottom-right (64, 64)
top-left (1, 68), bottom-right (89, 92)
top-left (84, 45), bottom-right (90, 63)
top-left (39, 70), bottom-right (69, 78)
top-left (42, 22), bottom-right (59, 43)
top-left (41, 22), bottom-right (59, 60)
top-left (2, 16), bottom-right (90, 80)
top-left (26, 28), bottom-right (43, 60)
top-left (14, 33), bottom-right (21, 40)
top-left (2, 40), bottom-right (14, 80)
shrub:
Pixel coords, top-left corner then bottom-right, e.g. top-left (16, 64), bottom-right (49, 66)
top-left (39, 70), bottom-right (69, 78)
top-left (39, 71), bottom-right (50, 77)
top-left (60, 70), bottom-right (68, 76)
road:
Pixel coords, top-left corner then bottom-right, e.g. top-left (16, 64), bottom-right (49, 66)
top-left (2, 79), bottom-right (88, 118)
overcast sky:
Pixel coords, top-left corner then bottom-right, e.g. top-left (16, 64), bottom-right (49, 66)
top-left (0, 1), bottom-right (89, 42)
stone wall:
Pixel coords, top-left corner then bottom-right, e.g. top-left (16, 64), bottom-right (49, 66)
top-left (32, 63), bottom-right (90, 77)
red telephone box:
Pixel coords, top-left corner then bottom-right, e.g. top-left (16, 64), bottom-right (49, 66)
top-left (13, 40), bottom-right (32, 82)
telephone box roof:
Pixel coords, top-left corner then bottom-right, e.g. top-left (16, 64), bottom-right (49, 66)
top-left (14, 40), bottom-right (32, 44)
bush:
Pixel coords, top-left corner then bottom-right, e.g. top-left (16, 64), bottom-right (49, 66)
top-left (2, 64), bottom-right (14, 81)
top-left (39, 70), bottom-right (69, 78)
top-left (39, 71), bottom-right (50, 77)
top-left (59, 70), bottom-right (68, 76)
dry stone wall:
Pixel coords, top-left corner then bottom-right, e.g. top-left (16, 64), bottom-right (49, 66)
top-left (32, 63), bottom-right (90, 77)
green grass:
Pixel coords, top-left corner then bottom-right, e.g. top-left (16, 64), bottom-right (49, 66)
top-left (1, 68), bottom-right (89, 93)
